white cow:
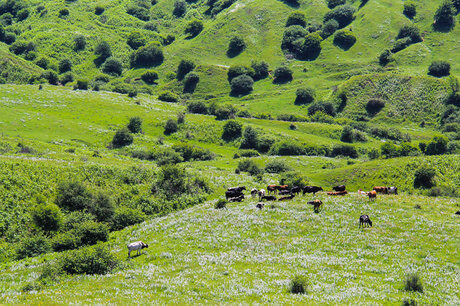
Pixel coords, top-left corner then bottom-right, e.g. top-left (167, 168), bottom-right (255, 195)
top-left (127, 241), bottom-right (149, 258)
top-left (258, 189), bottom-right (266, 200)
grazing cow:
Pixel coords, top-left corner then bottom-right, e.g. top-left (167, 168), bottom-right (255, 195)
top-left (267, 185), bottom-right (278, 194)
top-left (358, 189), bottom-right (367, 195)
top-left (262, 195), bottom-right (277, 201)
top-left (256, 203), bottom-right (265, 210)
top-left (225, 190), bottom-right (243, 200)
top-left (359, 215), bottom-right (373, 228)
top-left (229, 195), bottom-right (244, 202)
top-left (327, 191), bottom-right (348, 196)
top-left (251, 188), bottom-right (258, 198)
top-left (307, 200), bottom-right (323, 213)
top-left (258, 189), bottom-right (266, 200)
top-left (127, 241), bottom-right (149, 258)
top-left (455, 211), bottom-right (460, 215)
top-left (277, 185), bottom-right (289, 192)
top-left (279, 189), bottom-right (291, 196)
top-left (291, 186), bottom-right (301, 195)
top-left (332, 185), bottom-right (346, 192)
top-left (373, 186), bottom-right (388, 194)
top-left (303, 186), bottom-right (323, 195)
top-left (368, 190), bottom-right (377, 201)
top-left (227, 186), bottom-right (246, 193)
top-left (278, 194), bottom-right (295, 201)
top-left (388, 186), bottom-right (398, 195)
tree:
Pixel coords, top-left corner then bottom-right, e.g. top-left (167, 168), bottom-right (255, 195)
top-left (127, 117), bottom-right (142, 133)
top-left (230, 74), bottom-right (254, 96)
top-left (222, 120), bottom-right (242, 141)
top-left (227, 65), bottom-right (255, 82)
top-left (173, 0), bottom-right (187, 17)
top-left (378, 49), bottom-right (392, 66)
top-left (94, 41), bottom-right (112, 61)
top-left (414, 166), bottom-right (436, 188)
top-left (397, 25), bottom-right (422, 43)
top-left (240, 126), bottom-right (258, 149)
top-left (31, 203), bottom-right (62, 232)
top-left (141, 70), bottom-right (158, 84)
top-left (333, 30), bottom-right (356, 50)
top-left (177, 59), bottom-right (195, 80)
top-left (286, 12), bottom-right (306, 27)
top-left (130, 43), bottom-right (164, 67)
top-left (56, 181), bottom-right (92, 212)
top-left (74, 35), bottom-right (86, 51)
top-left (296, 32), bottom-right (322, 60)
top-left (273, 66), bottom-right (293, 84)
top-left (428, 61), bottom-right (450, 77)
top-left (251, 61), bottom-right (269, 80)
top-left (323, 4), bottom-right (356, 28)
top-left (127, 31), bottom-right (146, 50)
top-left (227, 36), bottom-right (246, 57)
top-left (295, 87), bottom-right (315, 105)
top-left (321, 19), bottom-right (339, 38)
top-left (281, 25), bottom-right (307, 52)
top-left (183, 72), bottom-right (200, 93)
top-left (434, 1), bottom-right (455, 31)
top-left (111, 128), bottom-right (134, 148)
top-left (185, 19), bottom-right (203, 38)
top-left (403, 2), bottom-right (416, 19)
top-left (164, 119), bottom-right (178, 135)
top-left (102, 57), bottom-right (123, 76)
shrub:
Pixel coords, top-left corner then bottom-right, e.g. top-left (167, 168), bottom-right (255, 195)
top-left (434, 1), bottom-right (455, 31)
top-left (308, 102), bottom-right (336, 116)
top-left (16, 235), bottom-right (51, 259)
top-left (391, 37), bottom-right (412, 53)
top-left (127, 117), bottom-right (142, 133)
top-left (289, 275), bottom-right (307, 294)
top-left (214, 103), bottom-right (237, 120)
top-left (183, 72), bottom-right (200, 93)
top-left (330, 144), bottom-right (358, 158)
top-left (187, 101), bottom-right (208, 114)
top-left (368, 148), bottom-right (380, 159)
top-left (58, 59), bottom-right (72, 74)
top-left (286, 12), bottom-right (306, 27)
top-left (3, 32), bottom-right (15, 44)
top-left (265, 160), bottom-right (291, 173)
top-left (164, 119), bottom-right (178, 135)
top-left (127, 31), bottom-right (146, 50)
top-left (366, 99), bottom-right (385, 115)
top-left (56, 181), bottom-right (92, 212)
top-left (227, 36), bottom-right (246, 57)
top-left (141, 70), bottom-right (158, 84)
top-left (172, 143), bottom-right (215, 161)
top-left (111, 207), bottom-right (146, 230)
top-left (403, 2), bottom-right (416, 19)
top-left (130, 43), bottom-right (164, 67)
top-left (0, 12), bottom-right (13, 25)
top-left (154, 147), bottom-right (183, 165)
top-left (95, 6), bottom-right (104, 15)
top-left (378, 50), bottom-right (392, 66)
top-left (60, 72), bottom-right (73, 85)
top-left (256, 135), bottom-right (276, 153)
top-left (333, 30), bottom-right (356, 50)
top-left (227, 65), bottom-right (255, 82)
top-left (404, 273), bottom-right (424, 293)
top-left (414, 166), bottom-right (436, 189)
top-left (9, 41), bottom-right (34, 55)
top-left (101, 57), bottom-right (123, 76)
top-left (380, 142), bottom-right (400, 158)
top-left (240, 126), bottom-right (259, 149)
top-left (177, 59), bottom-right (195, 80)
top-left (269, 141), bottom-right (305, 156)
top-left (59, 8), bottom-right (69, 17)
top-left (41, 70), bottom-right (59, 85)
top-left (74, 79), bottom-right (88, 90)
top-left (185, 19), bottom-right (203, 38)
top-left (370, 126), bottom-right (410, 142)
top-left (162, 34), bottom-right (175, 45)
top-left (52, 231), bottom-right (80, 252)
top-left (425, 136), bottom-right (448, 155)
top-left (31, 203), bottom-right (62, 232)
top-left (233, 149), bottom-right (260, 158)
top-left (280, 172), bottom-right (308, 189)
top-left (59, 244), bottom-right (118, 275)
top-left (88, 192), bottom-right (114, 222)
top-left (251, 61), bottom-right (269, 80)
top-left (397, 24), bottom-right (422, 43)
top-left (94, 41), bottom-right (112, 61)
top-left (273, 66), bottom-right (293, 84)
top-left (173, 0), bottom-right (187, 17)
top-left (158, 91), bottom-right (178, 102)
top-left (231, 74), bottom-right (254, 96)
top-left (155, 164), bottom-right (189, 198)
top-left (327, 0), bottom-right (345, 9)
top-left (16, 8), bottom-right (29, 21)
top-left (214, 199), bottom-right (227, 209)
top-left (428, 61), bottom-right (450, 77)
top-left (237, 158), bottom-right (262, 176)
top-left (281, 25), bottom-right (308, 52)
top-left (75, 221), bottom-right (109, 246)
top-left (222, 120), bottom-right (242, 141)
top-left (112, 128), bottom-right (134, 148)
top-left (295, 87), bottom-right (315, 105)
top-left (323, 4), bottom-right (355, 28)
top-left (321, 19), bottom-right (339, 38)
top-left (126, 5), bottom-right (150, 21)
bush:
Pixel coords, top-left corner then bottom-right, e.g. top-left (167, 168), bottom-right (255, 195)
top-left (428, 61), bottom-right (450, 77)
top-left (9, 41), bottom-right (34, 55)
top-left (380, 142), bottom-right (400, 158)
top-left (214, 199), bottom-right (227, 209)
top-left (101, 57), bottom-right (123, 76)
top-left (16, 235), bottom-right (51, 259)
top-left (155, 164), bottom-right (189, 198)
top-left (59, 8), bottom-right (69, 17)
top-left (281, 25), bottom-right (307, 52)
top-left (3, 32), bottom-right (15, 44)
top-left (308, 102), bottom-right (336, 116)
top-left (141, 70), bottom-right (159, 84)
top-left (269, 141), bottom-right (305, 156)
top-left (296, 32), bottom-right (322, 60)
top-left (162, 34), bottom-right (175, 45)
top-left (52, 231), bottom-right (80, 252)
top-left (127, 117), bottom-right (142, 133)
top-left (89, 192), bottom-right (115, 223)
top-left (414, 166), bottom-right (436, 189)
top-left (370, 126), bottom-right (410, 142)
top-left (323, 4), bottom-right (355, 28)
top-left (378, 49), bottom-right (392, 66)
top-left (173, 0), bottom-right (187, 17)
top-left (158, 91), bottom-right (178, 102)
top-left (130, 43), bottom-right (164, 67)
top-left (177, 59), bottom-right (195, 80)
top-left (154, 147), bottom-right (183, 165)
top-left (227, 65), bottom-right (255, 82)
top-left (391, 37), bottom-right (412, 53)
top-left (59, 244), bottom-right (118, 275)
top-left (240, 126), bottom-right (259, 149)
top-left (327, 0), bottom-right (345, 9)
top-left (231, 74), bottom-right (254, 96)
top-left (295, 87), bottom-right (315, 105)
top-left (164, 119), bottom-right (178, 135)
top-left (172, 143), bottom-right (215, 161)
top-left (187, 101), bottom-right (208, 114)
top-left (366, 99), bottom-right (385, 115)
top-left (403, 2), bottom-right (416, 19)
top-left (233, 149), bottom-right (260, 158)
top-left (31, 203), bottom-right (62, 232)
top-left (60, 72), bottom-right (73, 85)
top-left (126, 5), bottom-right (150, 21)
top-left (41, 70), bottom-right (59, 85)
top-left (94, 41), bottom-right (112, 61)
top-left (425, 136), bottom-right (448, 155)
top-left (273, 66), bottom-right (293, 84)
top-left (286, 12), bottom-right (306, 27)
top-left (214, 103), bottom-right (237, 120)
top-left (58, 59), bottom-right (72, 74)
top-left (56, 181), bottom-right (92, 212)
top-left (265, 160), bottom-right (291, 173)
top-left (280, 172), bottom-right (308, 189)
top-left (434, 1), bottom-right (455, 31)
top-left (95, 6), bottom-right (104, 15)
top-left (321, 19), bottom-right (339, 38)
top-left (183, 72), bottom-right (200, 93)
top-left (127, 31), bottom-right (146, 50)
top-left (237, 158), bottom-right (262, 176)
top-left (75, 221), bottom-right (109, 246)
top-left (256, 135), bottom-right (276, 153)
top-left (289, 275), bottom-right (307, 294)
top-left (74, 79), bottom-right (89, 90)
top-left (222, 120), bottom-right (242, 141)
top-left (251, 61), bottom-right (269, 80)
top-left (404, 273), bottom-right (424, 293)
top-left (397, 24), bottom-right (422, 43)
top-left (333, 30), bottom-right (356, 50)
top-left (111, 207), bottom-right (146, 230)
top-left (330, 144), bottom-right (358, 158)
top-left (227, 36), bottom-right (246, 58)
top-left (185, 19), bottom-right (203, 38)
top-left (368, 148), bottom-right (380, 159)
top-left (0, 12), bottom-right (13, 25)
top-left (112, 128), bottom-right (134, 148)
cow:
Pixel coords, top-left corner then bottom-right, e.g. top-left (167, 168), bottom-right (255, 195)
top-left (277, 185), bottom-right (289, 192)
top-left (359, 215), bottom-right (373, 228)
top-left (251, 188), bottom-right (258, 198)
top-left (225, 190), bottom-right (243, 200)
top-left (256, 203), bottom-right (265, 210)
top-left (455, 211), bottom-right (460, 215)
top-left (267, 185), bottom-right (278, 194)
top-left (373, 186), bottom-right (388, 194)
top-left (229, 195), bottom-right (244, 202)
top-left (303, 186), bottom-right (323, 195)
top-left (332, 185), bottom-right (346, 192)
top-left (307, 200), bottom-right (323, 213)
top-left (127, 241), bottom-right (149, 258)
top-left (279, 189), bottom-right (291, 196)
top-left (388, 186), bottom-right (398, 195)
top-left (327, 191), bottom-right (348, 196)
top-left (227, 186), bottom-right (246, 193)
top-left (258, 189), bottom-right (266, 200)
top-left (261, 195), bottom-right (277, 201)
top-left (278, 194), bottom-right (295, 201)
top-left (291, 186), bottom-right (301, 195)
top-left (368, 190), bottom-right (377, 201)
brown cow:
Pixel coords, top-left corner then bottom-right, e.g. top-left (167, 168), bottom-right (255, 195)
top-left (262, 195), bottom-right (277, 201)
top-left (278, 194), bottom-right (295, 201)
top-left (327, 191), bottom-right (348, 196)
top-left (307, 200), bottom-right (323, 213)
top-left (373, 186), bottom-right (388, 194)
top-left (368, 190), bottom-right (377, 201)
top-left (332, 185), bottom-right (346, 192)
top-left (267, 185), bottom-right (278, 194)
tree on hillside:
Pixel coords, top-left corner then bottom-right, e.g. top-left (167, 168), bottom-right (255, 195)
top-left (173, 0), bottom-right (186, 17)
top-left (177, 59), bottom-right (195, 80)
top-left (130, 43), bottom-right (164, 67)
top-left (286, 12), bottom-right (306, 27)
top-left (434, 1), bottom-right (455, 31)
top-left (185, 19), bottom-right (203, 38)
top-left (227, 36), bottom-right (246, 57)
top-left (251, 61), bottom-right (269, 80)
top-left (94, 41), bottom-right (112, 65)
top-left (127, 31), bottom-right (146, 50)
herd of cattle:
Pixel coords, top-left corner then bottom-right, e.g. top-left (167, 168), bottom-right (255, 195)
top-left (224, 184), bottom-right (400, 226)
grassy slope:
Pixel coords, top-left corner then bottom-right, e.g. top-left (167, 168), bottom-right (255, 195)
top-left (1, 194), bottom-right (458, 304)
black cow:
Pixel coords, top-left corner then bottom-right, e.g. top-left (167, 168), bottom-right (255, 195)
top-left (291, 186), bottom-right (301, 194)
top-left (228, 195), bottom-right (244, 202)
top-left (279, 189), bottom-right (291, 196)
top-left (455, 211), bottom-right (460, 215)
top-left (333, 185), bottom-right (346, 192)
top-left (225, 190), bottom-right (243, 200)
top-left (227, 186), bottom-right (246, 192)
top-left (359, 215), bottom-right (373, 228)
top-left (261, 195), bottom-right (277, 201)
top-left (303, 186), bottom-right (323, 195)
top-left (278, 194), bottom-right (295, 201)
top-left (256, 203), bottom-right (265, 210)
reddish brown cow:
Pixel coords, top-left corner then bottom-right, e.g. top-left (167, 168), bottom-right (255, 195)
top-left (373, 186), bottom-right (388, 194)
top-left (267, 185), bottom-right (278, 194)
top-left (368, 190), bottom-right (377, 200)
top-left (327, 191), bottom-right (348, 196)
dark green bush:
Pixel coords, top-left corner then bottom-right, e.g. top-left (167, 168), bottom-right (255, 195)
top-left (227, 36), bottom-right (246, 57)
top-left (111, 207), bottom-right (146, 230)
top-left (16, 235), bottom-right (51, 259)
top-left (187, 100), bottom-right (208, 114)
top-left (172, 143), bottom-right (215, 161)
top-left (214, 103), bottom-right (237, 120)
top-left (240, 126), bottom-right (259, 149)
top-left (74, 79), bottom-right (89, 90)
top-left (428, 61), bottom-right (450, 77)
top-left (16, 8), bottom-right (28, 21)
top-left (286, 12), bottom-right (306, 27)
top-left (414, 166), bottom-right (436, 189)
top-left (227, 65), bottom-right (255, 82)
top-left (130, 43), bottom-right (164, 67)
top-left (59, 8), bottom-right (69, 17)
top-left (273, 66), bottom-right (293, 84)
top-left (425, 136), bottom-right (448, 155)
top-left (323, 4), bottom-right (355, 28)
top-left (321, 19), bottom-right (339, 38)
top-left (281, 25), bottom-right (307, 52)
top-left (265, 159), bottom-right (291, 173)
top-left (41, 70), bottom-right (58, 85)
top-left (308, 102), bottom-right (336, 116)
top-left (380, 142), bottom-right (400, 158)
top-left (127, 31), bottom-right (146, 50)
top-left (330, 144), bottom-right (358, 158)
top-left (366, 99), bottom-right (385, 115)
top-left (89, 192), bottom-right (115, 222)
top-left (58, 58), bottom-right (72, 74)
top-left (112, 128), bottom-right (134, 148)
top-left (3, 32), bottom-right (15, 44)
top-left (289, 275), bottom-right (308, 294)
top-left (9, 40), bottom-right (34, 55)
top-left (222, 120), bottom-right (242, 141)
top-left (158, 91), bottom-right (178, 102)
top-left (56, 181), bottom-right (92, 212)
top-left (126, 5), bottom-right (150, 21)
top-left (404, 273), bottom-right (424, 293)
top-left (397, 24), bottom-right (422, 43)
top-left (251, 61), bottom-right (269, 80)
top-left (154, 147), bottom-right (183, 165)
top-left (60, 72), bottom-right (73, 85)
top-left (230, 74), bottom-right (254, 96)
top-left (94, 41), bottom-right (112, 61)
top-left (370, 126), bottom-right (410, 142)
top-left (101, 57), bottom-right (123, 76)
top-left (59, 244), bottom-right (118, 275)
top-left (237, 158), bottom-right (262, 176)
top-left (340, 125), bottom-right (367, 143)
top-left (185, 19), bottom-right (203, 38)
top-left (156, 164), bottom-right (188, 198)
top-left (177, 59), bottom-right (195, 80)
top-left (434, 1), bottom-right (455, 31)
top-left (31, 203), bottom-right (62, 232)
top-left (183, 72), bottom-right (200, 93)
top-left (233, 149), bottom-right (260, 158)
top-left (280, 171), bottom-right (307, 188)
top-left (333, 30), bottom-right (356, 50)
top-left (403, 2), bottom-right (416, 19)
top-left (269, 141), bottom-right (305, 156)
top-left (295, 87), bottom-right (315, 105)
top-left (378, 49), bottom-right (392, 66)
top-left (256, 135), bottom-right (276, 153)
top-left (214, 199), bottom-right (227, 209)
top-left (51, 231), bottom-right (80, 252)
top-left (95, 6), bottom-right (104, 15)
top-left (75, 221), bottom-right (109, 246)
top-left (127, 117), bottom-right (143, 133)
top-left (36, 56), bottom-right (50, 70)
top-left (62, 212), bottom-right (95, 231)
top-left (141, 70), bottom-right (158, 84)
top-left (295, 32), bottom-right (322, 60)
top-left (327, 0), bottom-right (345, 9)
top-left (173, 0), bottom-right (187, 17)
top-left (164, 119), bottom-right (178, 135)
